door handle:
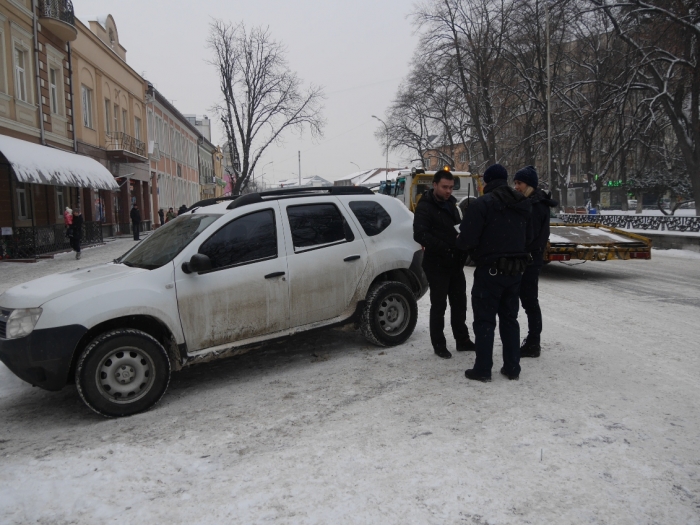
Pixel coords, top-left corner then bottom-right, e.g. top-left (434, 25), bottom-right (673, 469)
top-left (265, 271), bottom-right (285, 279)
top-left (344, 255), bottom-right (361, 262)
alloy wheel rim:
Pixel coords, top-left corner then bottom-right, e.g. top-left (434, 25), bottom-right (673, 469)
top-left (95, 346), bottom-right (156, 404)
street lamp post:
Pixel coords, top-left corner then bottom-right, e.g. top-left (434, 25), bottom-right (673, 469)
top-left (350, 161), bottom-right (360, 172)
top-left (546, 1), bottom-right (552, 194)
top-left (261, 161), bottom-right (273, 190)
top-left (372, 115), bottom-right (389, 181)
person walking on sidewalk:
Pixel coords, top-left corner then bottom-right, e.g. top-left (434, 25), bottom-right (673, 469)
top-left (71, 208), bottom-right (84, 260)
top-left (457, 164), bottom-right (532, 382)
top-left (130, 204), bottom-right (142, 241)
top-left (413, 167), bottom-right (475, 359)
top-left (158, 208), bottom-right (165, 227)
top-left (513, 166), bottom-right (558, 358)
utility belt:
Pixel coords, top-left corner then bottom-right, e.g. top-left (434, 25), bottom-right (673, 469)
top-left (487, 257), bottom-right (527, 276)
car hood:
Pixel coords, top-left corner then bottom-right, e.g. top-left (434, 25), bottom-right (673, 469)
top-left (0, 263), bottom-right (146, 309)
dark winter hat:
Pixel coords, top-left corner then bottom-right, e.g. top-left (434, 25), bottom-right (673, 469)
top-left (514, 165), bottom-right (538, 189)
top-left (483, 163), bottom-right (508, 183)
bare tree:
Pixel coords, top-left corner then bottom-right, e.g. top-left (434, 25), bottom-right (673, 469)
top-left (208, 21), bottom-right (325, 196)
top-left (589, 0), bottom-right (700, 215)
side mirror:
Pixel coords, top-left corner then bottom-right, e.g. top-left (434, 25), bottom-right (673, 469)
top-left (181, 253), bottom-right (212, 274)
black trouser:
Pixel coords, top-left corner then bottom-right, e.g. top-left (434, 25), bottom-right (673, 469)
top-left (471, 266), bottom-right (522, 377)
top-left (132, 222), bottom-right (140, 240)
top-left (519, 264), bottom-right (542, 343)
top-left (423, 261), bottom-right (470, 350)
top-left (70, 235), bottom-right (81, 253)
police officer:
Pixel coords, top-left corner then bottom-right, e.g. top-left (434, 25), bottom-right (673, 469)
top-left (457, 164), bottom-right (532, 381)
top-left (513, 166), bottom-right (558, 358)
top-left (413, 167), bottom-right (475, 359)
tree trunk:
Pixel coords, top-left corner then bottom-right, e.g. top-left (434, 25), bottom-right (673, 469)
top-left (636, 193), bottom-right (644, 214)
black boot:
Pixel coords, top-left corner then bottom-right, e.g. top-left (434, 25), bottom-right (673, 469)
top-left (520, 339), bottom-right (541, 358)
top-left (465, 369), bottom-right (491, 382)
top-left (456, 337), bottom-right (476, 352)
top-left (434, 347), bottom-right (452, 359)
top-left (500, 367), bottom-right (519, 380)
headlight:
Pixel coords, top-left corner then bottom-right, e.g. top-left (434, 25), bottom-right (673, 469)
top-left (5, 308), bottom-right (43, 339)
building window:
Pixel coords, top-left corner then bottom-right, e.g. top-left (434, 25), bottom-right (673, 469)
top-left (104, 99), bottom-right (111, 133)
top-left (16, 183), bottom-right (30, 220)
top-left (134, 117), bottom-right (142, 140)
top-left (459, 151), bottom-right (467, 164)
top-left (122, 109), bottom-right (128, 134)
top-left (114, 103), bottom-right (119, 132)
top-left (424, 157), bottom-right (431, 167)
top-left (49, 68), bottom-right (59, 114)
top-left (56, 187), bottom-right (65, 218)
top-left (14, 46), bottom-right (28, 102)
top-left (81, 85), bottom-right (93, 128)
top-left (0, 28), bottom-right (6, 94)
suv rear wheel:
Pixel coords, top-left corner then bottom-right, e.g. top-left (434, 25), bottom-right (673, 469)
top-left (76, 329), bottom-right (171, 417)
top-left (361, 281), bottom-right (418, 347)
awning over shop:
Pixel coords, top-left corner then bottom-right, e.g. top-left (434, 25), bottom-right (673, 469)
top-left (0, 134), bottom-right (118, 190)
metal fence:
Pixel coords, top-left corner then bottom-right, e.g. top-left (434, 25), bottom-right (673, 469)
top-left (0, 221), bottom-right (103, 260)
top-left (38, 0), bottom-right (75, 25)
top-left (560, 214), bottom-right (700, 233)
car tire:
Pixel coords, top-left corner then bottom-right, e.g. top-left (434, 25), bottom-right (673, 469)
top-left (361, 281), bottom-right (418, 347)
top-left (76, 329), bottom-right (171, 417)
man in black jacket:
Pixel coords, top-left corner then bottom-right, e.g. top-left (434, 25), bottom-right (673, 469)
top-left (513, 166), bottom-right (558, 358)
top-left (130, 204), bottom-right (142, 241)
top-left (413, 168), bottom-right (474, 359)
top-left (457, 164), bottom-right (532, 381)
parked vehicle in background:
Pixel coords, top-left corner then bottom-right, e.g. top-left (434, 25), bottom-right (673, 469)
top-left (379, 168), bottom-right (482, 213)
top-left (0, 188), bottom-right (428, 417)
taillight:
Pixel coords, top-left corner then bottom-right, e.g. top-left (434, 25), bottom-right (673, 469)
top-left (629, 252), bottom-right (651, 259)
top-left (548, 254), bottom-right (571, 261)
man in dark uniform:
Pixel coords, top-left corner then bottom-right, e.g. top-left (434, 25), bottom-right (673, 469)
top-left (130, 204), bottom-right (142, 241)
top-left (513, 166), bottom-right (558, 358)
top-left (457, 164), bottom-right (532, 381)
top-left (413, 168), bottom-right (475, 359)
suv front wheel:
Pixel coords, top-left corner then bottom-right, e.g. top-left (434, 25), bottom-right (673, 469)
top-left (361, 281), bottom-right (418, 347)
top-left (76, 329), bottom-right (171, 417)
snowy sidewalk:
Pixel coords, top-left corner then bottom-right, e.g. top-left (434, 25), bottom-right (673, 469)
top-left (0, 250), bottom-right (699, 524)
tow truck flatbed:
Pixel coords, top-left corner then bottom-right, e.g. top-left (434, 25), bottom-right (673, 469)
top-left (546, 223), bottom-right (652, 262)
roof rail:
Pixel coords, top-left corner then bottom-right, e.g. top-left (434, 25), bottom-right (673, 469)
top-left (226, 186), bottom-right (374, 210)
top-left (188, 195), bottom-right (238, 211)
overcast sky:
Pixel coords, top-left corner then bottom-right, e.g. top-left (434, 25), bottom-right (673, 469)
top-left (71, 0), bottom-right (419, 185)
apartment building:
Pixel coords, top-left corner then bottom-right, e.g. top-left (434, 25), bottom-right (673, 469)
top-left (145, 82), bottom-right (200, 222)
top-left (0, 0), bottom-right (117, 259)
top-left (71, 14), bottom-right (151, 236)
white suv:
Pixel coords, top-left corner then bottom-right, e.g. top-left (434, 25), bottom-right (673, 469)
top-left (0, 188), bottom-right (428, 417)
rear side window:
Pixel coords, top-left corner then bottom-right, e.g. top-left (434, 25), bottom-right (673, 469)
top-left (349, 201), bottom-right (391, 236)
top-left (199, 209), bottom-right (277, 269)
top-left (287, 203), bottom-right (353, 252)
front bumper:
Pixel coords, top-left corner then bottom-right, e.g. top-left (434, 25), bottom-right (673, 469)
top-left (0, 325), bottom-right (87, 391)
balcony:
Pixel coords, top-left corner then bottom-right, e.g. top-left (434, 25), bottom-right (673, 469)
top-left (38, 0), bottom-right (78, 42)
top-left (105, 132), bottom-right (147, 163)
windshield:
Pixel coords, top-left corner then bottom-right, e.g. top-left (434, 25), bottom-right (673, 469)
top-left (116, 214), bottom-right (221, 269)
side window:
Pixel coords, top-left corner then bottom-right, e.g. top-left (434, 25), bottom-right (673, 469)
top-left (349, 201), bottom-right (392, 236)
top-left (287, 203), bottom-right (353, 252)
top-left (199, 209), bottom-right (277, 270)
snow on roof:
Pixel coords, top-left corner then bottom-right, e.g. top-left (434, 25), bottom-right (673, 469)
top-left (0, 135), bottom-right (118, 190)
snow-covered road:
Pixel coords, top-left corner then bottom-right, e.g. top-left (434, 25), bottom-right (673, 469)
top-left (1, 247), bottom-right (699, 524)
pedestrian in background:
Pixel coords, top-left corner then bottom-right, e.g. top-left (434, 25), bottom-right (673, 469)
top-left (166, 207), bottom-right (176, 222)
top-left (513, 166), bottom-right (558, 358)
top-left (178, 204), bottom-right (187, 216)
top-left (457, 164), bottom-right (532, 382)
top-left (63, 206), bottom-right (73, 239)
top-left (130, 204), bottom-right (142, 241)
top-left (413, 167), bottom-right (475, 359)
top-left (158, 208), bottom-right (165, 226)
top-left (71, 207), bottom-right (84, 260)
